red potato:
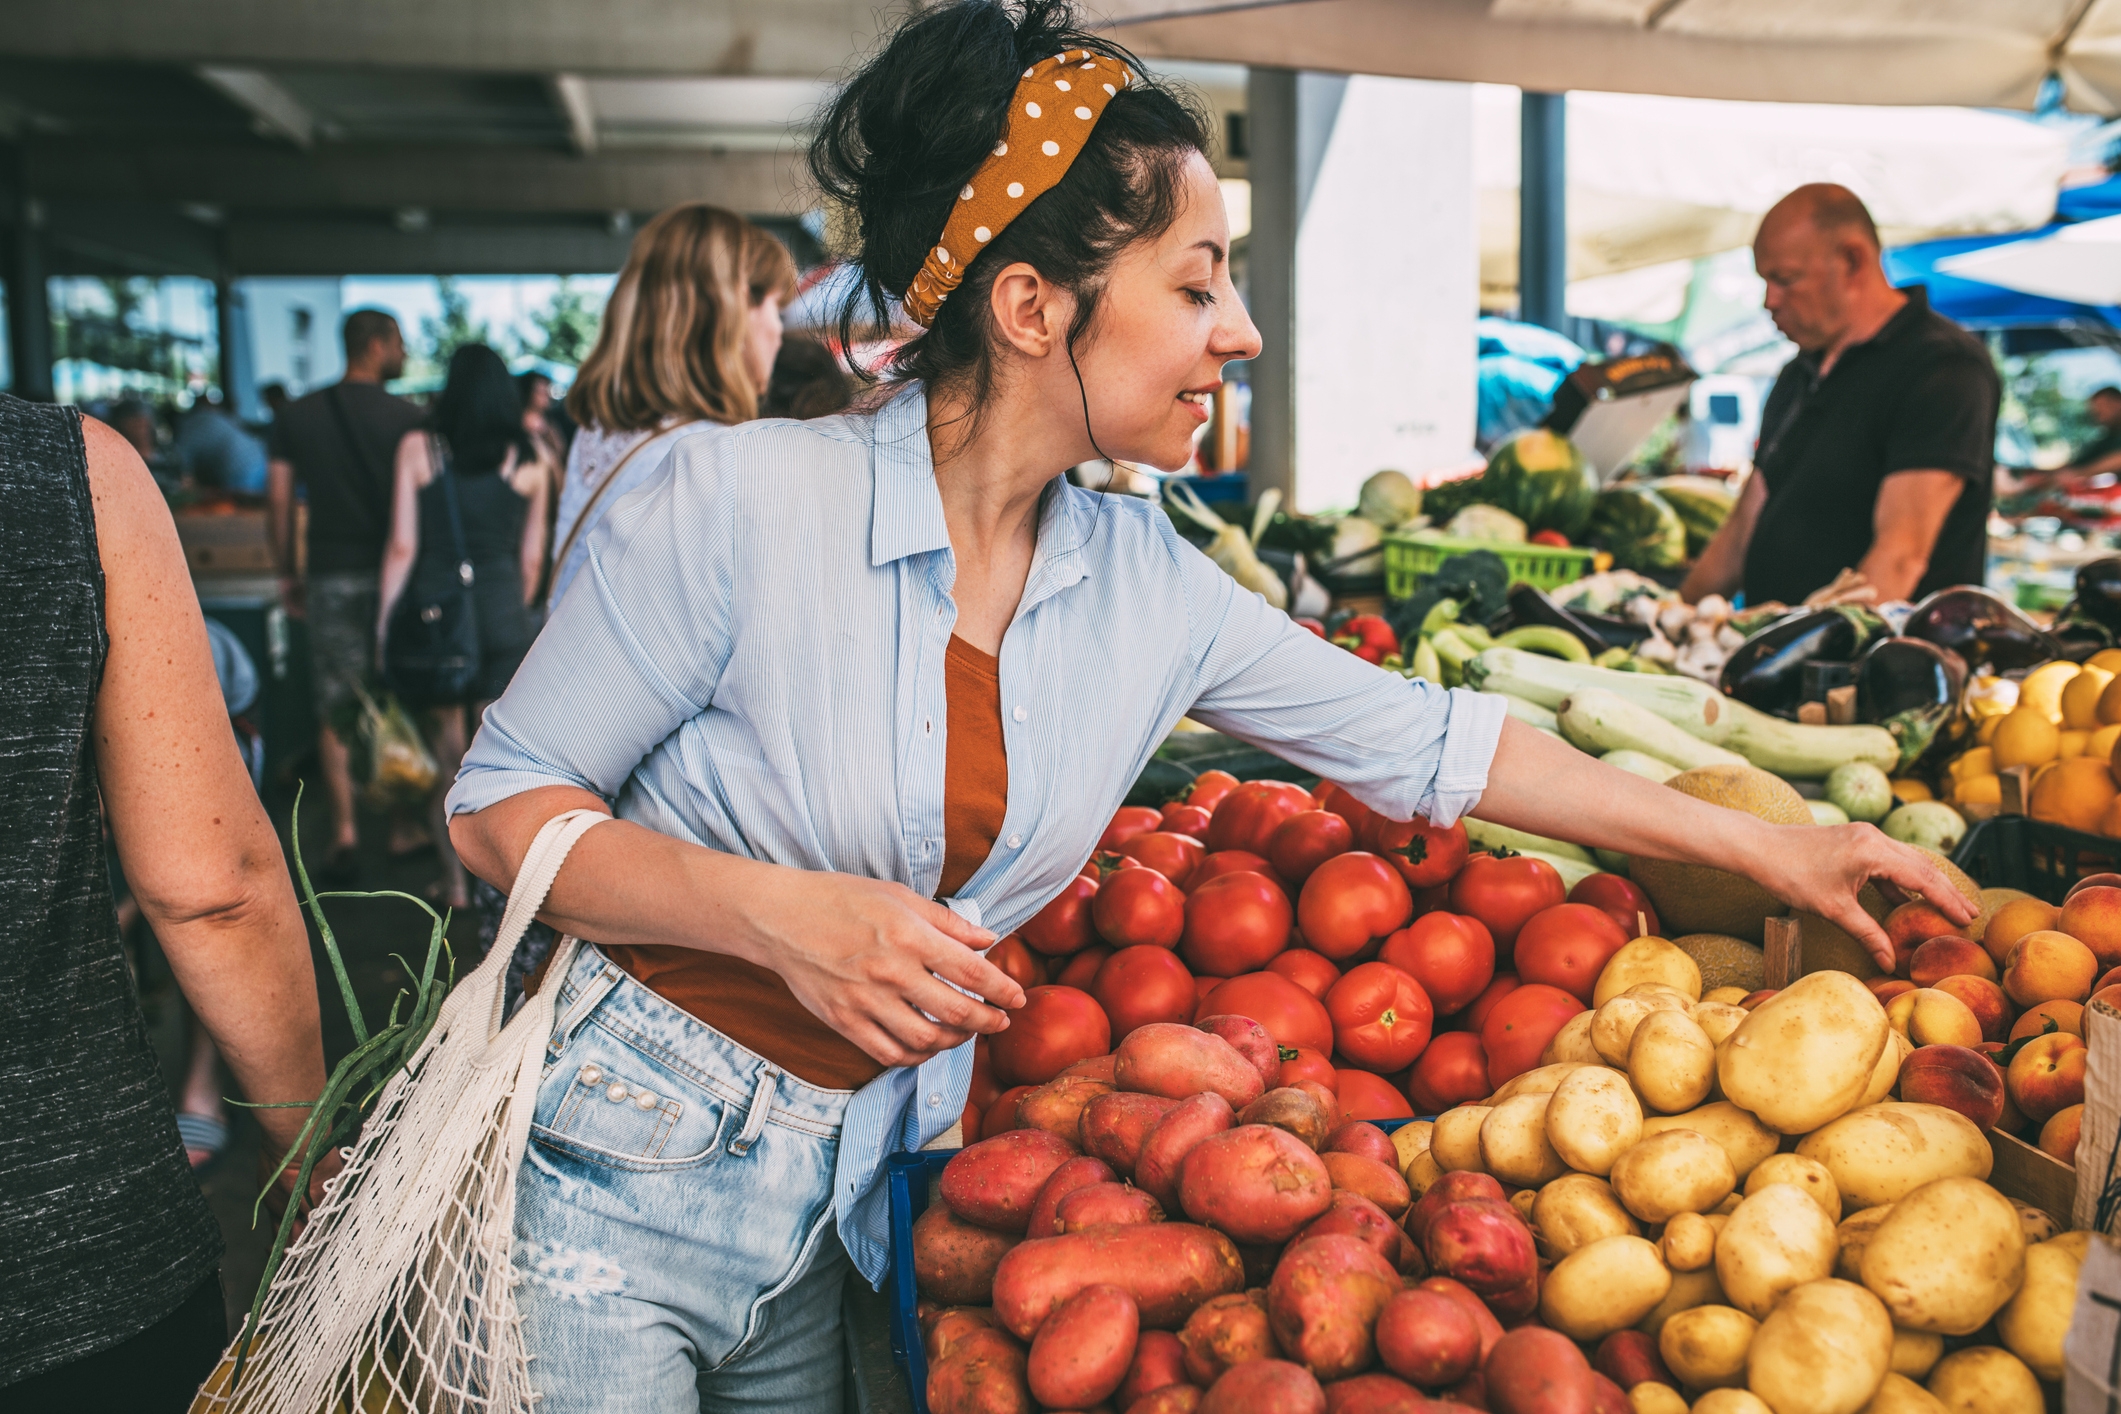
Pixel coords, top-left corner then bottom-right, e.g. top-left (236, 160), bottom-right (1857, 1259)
top-left (914, 1203), bottom-right (1021, 1305)
top-left (1405, 1171), bottom-right (1506, 1247)
top-left (1180, 1125), bottom-right (1336, 1244)
top-left (1590, 1374), bottom-right (1630, 1414)
top-left (926, 1326), bottom-right (1032, 1414)
top-left (1201, 1359), bottom-right (1327, 1414)
top-left (1028, 1282), bottom-right (1141, 1409)
top-left (1591, 1330), bottom-right (1671, 1391)
top-left (1266, 1234), bottom-right (1399, 1381)
top-left (1116, 1329), bottom-right (1190, 1410)
top-left (1129, 1384), bottom-right (1207, 1413)
top-left (1016, 1077), bottom-right (1115, 1144)
top-left (1418, 1277), bottom-right (1505, 1364)
top-left (1026, 1155), bottom-right (1119, 1240)
top-left (1080, 1092), bottom-right (1182, 1173)
top-left (1294, 1191), bottom-right (1402, 1266)
top-left (1331, 1070), bottom-right (1416, 1123)
top-left (1320, 1151), bottom-right (1411, 1219)
top-left (1136, 1093), bottom-right (1240, 1209)
top-left (1180, 1289), bottom-right (1280, 1387)
top-left (1483, 1327), bottom-right (1596, 1414)
top-left (1059, 1054), bottom-right (1119, 1084)
top-left (1321, 1372), bottom-right (1430, 1413)
top-left (1446, 1370), bottom-right (1487, 1409)
top-left (1236, 1242), bottom-right (1283, 1290)
top-left (1115, 1024), bottom-right (1269, 1110)
top-left (1487, 1264), bottom-right (1540, 1324)
top-left (924, 1306), bottom-right (997, 1362)
top-left (1421, 1199), bottom-right (1536, 1299)
top-left (1374, 1287), bottom-right (1480, 1388)
top-left (990, 1222), bottom-right (1246, 1338)
top-left (941, 1129), bottom-right (1081, 1235)
top-left (1054, 1181), bottom-right (1165, 1232)
top-left (1292, 1079), bottom-right (1342, 1129)
top-left (1238, 1087), bottom-right (1333, 1150)
top-left (1322, 1122), bottom-right (1397, 1169)
top-left (1196, 1014), bottom-right (1284, 1091)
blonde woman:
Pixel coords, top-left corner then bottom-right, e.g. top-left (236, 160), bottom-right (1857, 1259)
top-left (549, 204), bottom-right (797, 604)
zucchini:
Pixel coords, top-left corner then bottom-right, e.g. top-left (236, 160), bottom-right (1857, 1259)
top-left (1525, 849), bottom-right (1602, 890)
top-left (1558, 687), bottom-right (1746, 771)
top-left (1600, 749), bottom-right (1682, 784)
top-left (1410, 637), bottom-right (1442, 683)
top-left (1464, 818), bottom-right (1594, 866)
top-left (1496, 693), bottom-right (1559, 734)
top-left (1592, 847), bottom-right (1631, 876)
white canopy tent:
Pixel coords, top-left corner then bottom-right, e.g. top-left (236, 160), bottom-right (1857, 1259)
top-left (1938, 213), bottom-right (2121, 306)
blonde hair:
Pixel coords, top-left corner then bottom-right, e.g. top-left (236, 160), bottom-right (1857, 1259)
top-left (567, 204), bottom-right (799, 434)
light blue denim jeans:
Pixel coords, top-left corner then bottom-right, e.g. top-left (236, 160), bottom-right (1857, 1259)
top-left (513, 944), bottom-right (856, 1413)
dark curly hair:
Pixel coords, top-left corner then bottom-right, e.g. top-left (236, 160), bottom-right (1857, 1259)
top-left (810, 0), bottom-right (1210, 415)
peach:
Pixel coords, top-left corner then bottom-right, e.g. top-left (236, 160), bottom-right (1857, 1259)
top-left (2069, 872), bottom-right (2121, 898)
top-left (1868, 978), bottom-right (1917, 1004)
top-left (2099, 966), bottom-right (2121, 993)
top-left (1998, 1088), bottom-right (2032, 1138)
top-left (2060, 886), bottom-right (2121, 970)
top-left (2011, 999), bottom-right (2085, 1040)
top-left (2005, 930), bottom-right (2100, 1005)
top-left (1739, 990), bottom-right (1777, 1010)
top-left (1931, 974), bottom-right (2009, 1042)
top-left (1983, 897), bottom-right (2061, 966)
top-left (2040, 1104), bottom-right (2084, 1164)
top-left (1908, 936), bottom-right (1998, 986)
top-left (2006, 1032), bottom-right (2088, 1126)
top-left (2091, 984), bottom-right (2121, 1014)
top-left (1885, 900), bottom-right (1976, 976)
top-left (1885, 987), bottom-right (1984, 1049)
top-left (1897, 1043), bottom-right (2007, 1132)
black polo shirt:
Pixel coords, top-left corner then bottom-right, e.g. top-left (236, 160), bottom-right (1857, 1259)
top-left (1742, 286), bottom-right (1998, 607)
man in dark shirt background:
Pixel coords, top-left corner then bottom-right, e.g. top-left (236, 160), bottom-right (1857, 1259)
top-left (2067, 386), bottom-right (2121, 479)
top-left (1682, 184), bottom-right (2000, 608)
top-left (267, 310), bottom-right (424, 875)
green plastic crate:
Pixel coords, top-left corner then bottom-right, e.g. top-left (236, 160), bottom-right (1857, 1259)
top-left (1382, 530), bottom-right (1595, 599)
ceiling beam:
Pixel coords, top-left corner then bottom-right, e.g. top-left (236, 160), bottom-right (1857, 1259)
top-left (225, 216), bottom-right (639, 275)
top-left (194, 66), bottom-right (315, 147)
top-left (547, 74), bottom-right (599, 155)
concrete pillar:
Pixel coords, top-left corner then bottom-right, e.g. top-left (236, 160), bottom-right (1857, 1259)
top-left (1519, 90), bottom-right (1567, 332)
top-left (215, 272), bottom-right (262, 420)
top-left (6, 152), bottom-right (52, 401)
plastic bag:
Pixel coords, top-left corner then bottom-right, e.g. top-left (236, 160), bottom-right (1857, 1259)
top-left (354, 686), bottom-right (438, 810)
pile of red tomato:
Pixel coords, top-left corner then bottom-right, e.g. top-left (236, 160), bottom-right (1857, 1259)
top-left (967, 772), bottom-right (1663, 1144)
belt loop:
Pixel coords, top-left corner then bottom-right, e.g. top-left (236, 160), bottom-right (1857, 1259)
top-left (727, 1064), bottom-right (781, 1156)
top-left (545, 955), bottom-right (624, 1059)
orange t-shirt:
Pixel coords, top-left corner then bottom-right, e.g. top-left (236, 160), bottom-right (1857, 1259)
top-left (591, 635), bottom-right (1010, 1091)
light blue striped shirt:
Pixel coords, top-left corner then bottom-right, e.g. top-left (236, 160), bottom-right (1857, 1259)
top-left (448, 382), bottom-right (1506, 1285)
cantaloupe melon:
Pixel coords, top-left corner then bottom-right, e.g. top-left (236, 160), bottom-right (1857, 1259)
top-left (1672, 933), bottom-right (1766, 992)
top-left (1631, 765), bottom-right (1812, 944)
top-left (1796, 848), bottom-right (1982, 981)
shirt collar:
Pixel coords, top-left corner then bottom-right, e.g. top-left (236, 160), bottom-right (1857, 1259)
top-left (869, 382), bottom-right (952, 567)
top-left (1802, 283), bottom-right (1932, 378)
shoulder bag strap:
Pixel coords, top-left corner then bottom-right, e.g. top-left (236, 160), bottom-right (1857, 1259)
top-left (431, 433), bottom-right (475, 588)
top-left (547, 427), bottom-right (668, 589)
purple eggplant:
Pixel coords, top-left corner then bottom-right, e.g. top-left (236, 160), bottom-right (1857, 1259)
top-left (1718, 606), bottom-right (1886, 720)
top-left (1902, 586), bottom-right (2058, 672)
top-left (1855, 636), bottom-right (1967, 768)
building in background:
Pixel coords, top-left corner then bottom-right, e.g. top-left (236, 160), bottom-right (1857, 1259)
top-left (241, 278), bottom-right (345, 398)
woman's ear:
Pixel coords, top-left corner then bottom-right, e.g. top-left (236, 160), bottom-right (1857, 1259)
top-left (987, 262), bottom-right (1069, 359)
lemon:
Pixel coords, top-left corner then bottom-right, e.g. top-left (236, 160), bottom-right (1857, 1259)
top-left (1992, 705), bottom-right (2062, 770)
top-left (1890, 777), bottom-right (1934, 803)
top-left (2063, 729), bottom-right (2092, 758)
top-left (1949, 747), bottom-right (1994, 780)
top-left (1978, 714), bottom-right (2001, 745)
top-left (2064, 667), bottom-right (2114, 730)
top-left (2020, 660), bottom-right (2080, 724)
top-left (2089, 648), bottom-right (2121, 675)
top-left (1954, 773), bottom-right (2002, 806)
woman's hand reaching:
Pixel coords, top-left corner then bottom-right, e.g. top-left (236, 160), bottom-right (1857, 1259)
top-left (1742, 821), bottom-right (1974, 973)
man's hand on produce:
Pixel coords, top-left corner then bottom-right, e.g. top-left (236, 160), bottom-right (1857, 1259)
top-left (761, 873), bottom-right (1026, 1068)
top-left (1759, 822), bottom-right (1976, 973)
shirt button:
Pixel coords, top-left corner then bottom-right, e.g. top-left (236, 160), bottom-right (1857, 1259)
top-left (928, 1094), bottom-right (941, 1107)
top-left (1012, 706), bottom-right (1027, 722)
top-left (1007, 834), bottom-right (1023, 849)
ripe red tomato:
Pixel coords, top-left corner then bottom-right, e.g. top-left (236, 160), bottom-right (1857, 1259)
top-left (1187, 769), bottom-right (1240, 813)
top-left (989, 985), bottom-right (1114, 1086)
top-left (1513, 903), bottom-right (1629, 1004)
top-left (1192, 974), bottom-right (1221, 1016)
top-left (1022, 874), bottom-right (1098, 956)
top-left (1379, 912), bottom-right (1496, 1015)
top-left (1055, 944), bottom-right (1111, 989)
top-left (1267, 810), bottom-right (1355, 887)
top-left (1280, 1045), bottom-right (1338, 1090)
top-left (1099, 805), bottom-right (1164, 852)
top-left (959, 1098), bottom-right (983, 1145)
top-left (984, 1084), bottom-right (1035, 1137)
top-left (1298, 853), bottom-right (1415, 960)
top-left (1159, 803), bottom-right (1215, 840)
top-left (969, 1035), bottom-right (1001, 1113)
top-left (1200, 971), bottom-right (1335, 1054)
top-left (1479, 983), bottom-right (1586, 1085)
top-left (1092, 945), bottom-right (1197, 1039)
top-left (986, 934), bottom-right (1048, 992)
top-left (1460, 972), bottom-right (1520, 1033)
top-left (1373, 816), bottom-right (1470, 890)
top-left (1266, 948), bottom-right (1343, 999)
top-left (1325, 962), bottom-right (1435, 1072)
top-left (1205, 780), bottom-right (1316, 855)
top-left (1335, 1067), bottom-right (1416, 1121)
top-left (1191, 850), bottom-right (1291, 896)
top-left (1180, 871), bottom-right (1293, 977)
top-left (1449, 852), bottom-right (1568, 956)
top-left (1408, 1032), bottom-right (1490, 1112)
top-left (1091, 867), bottom-right (1185, 949)
top-left (1316, 784), bottom-right (1378, 849)
top-left (1119, 831), bottom-right (1206, 888)
top-left (1529, 528), bottom-right (1571, 548)
top-left (1568, 873), bottom-right (1660, 940)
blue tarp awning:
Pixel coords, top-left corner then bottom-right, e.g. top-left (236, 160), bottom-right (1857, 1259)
top-left (1885, 227), bottom-right (2121, 336)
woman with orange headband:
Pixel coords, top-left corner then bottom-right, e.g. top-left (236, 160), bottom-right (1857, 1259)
top-left (446, 2), bottom-right (1966, 1406)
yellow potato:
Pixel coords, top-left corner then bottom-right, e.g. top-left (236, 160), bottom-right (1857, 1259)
top-left (1861, 1372), bottom-right (1948, 1413)
top-left (1718, 971), bottom-right (1890, 1134)
top-left (1545, 1064), bottom-right (1644, 1177)
top-left (1488, 1060), bottom-right (1588, 1104)
top-left (1404, 1147), bottom-right (1444, 1197)
top-left (1744, 1154), bottom-right (1842, 1222)
top-left (1994, 1233), bottom-right (2081, 1380)
top-left (1835, 1206), bottom-right (1894, 1282)
top-left (1511, 1188), bottom-right (1538, 1224)
top-left (1690, 1002), bottom-right (1750, 1047)
top-left (1693, 1390), bottom-right (1774, 1414)
top-left (1637, 1265), bottom-right (1727, 1339)
top-left (2048, 1229), bottom-right (2092, 1262)
top-left (1631, 1010), bottom-right (1718, 1115)
top-left (1703, 986), bottom-right (1752, 1006)
top-left (1659, 1303), bottom-right (1757, 1390)
top-left (1641, 1101), bottom-right (1781, 1182)
top-left (1429, 1105), bottom-right (1489, 1173)
top-left (1596, 936), bottom-right (1705, 1006)
top-left (1480, 1092), bottom-right (1570, 1187)
top-left (1389, 1118), bottom-right (1433, 1179)
top-left (1595, 994), bottom-right (1683, 1067)
top-left (1889, 1329), bottom-right (1944, 1379)
top-left (1859, 1031), bottom-right (1913, 1108)
top-left (1628, 1383), bottom-right (1689, 1414)
top-left (1795, 1104), bottom-right (1992, 1210)
top-left (1924, 1346), bottom-right (2042, 1414)
top-left (1860, 1177), bottom-right (2025, 1336)
top-left (1612, 1128), bottom-right (1738, 1223)
top-left (1533, 1172), bottom-right (1641, 1257)
top-left (1543, 1009), bottom-right (1603, 1065)
top-left (1542, 1234), bottom-right (1674, 1340)
top-left (1716, 1183), bottom-right (1839, 1319)
top-left (1663, 1212), bottom-right (1720, 1272)
top-left (1746, 1278), bottom-right (1894, 1414)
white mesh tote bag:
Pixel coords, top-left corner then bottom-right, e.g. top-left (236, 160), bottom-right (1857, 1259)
top-left (193, 807), bottom-right (609, 1413)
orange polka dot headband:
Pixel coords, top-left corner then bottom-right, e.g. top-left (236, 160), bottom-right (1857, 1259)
top-left (900, 49), bottom-right (1135, 328)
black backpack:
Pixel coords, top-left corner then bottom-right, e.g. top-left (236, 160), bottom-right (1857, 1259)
top-left (382, 434), bottom-right (482, 706)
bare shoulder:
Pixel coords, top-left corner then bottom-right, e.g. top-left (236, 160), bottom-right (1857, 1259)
top-left (81, 415), bottom-right (187, 572)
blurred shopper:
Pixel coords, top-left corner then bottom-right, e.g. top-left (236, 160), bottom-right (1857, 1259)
top-left (548, 204), bottom-right (796, 604)
top-left (2068, 385), bottom-right (2121, 478)
top-left (1682, 184), bottom-right (1998, 607)
top-left (762, 333), bottom-right (856, 419)
top-left (267, 310), bottom-right (425, 878)
top-left (108, 397), bottom-right (173, 484)
top-left (174, 389), bottom-right (269, 496)
top-left (378, 344), bottom-right (552, 911)
top-left (0, 399), bottom-right (327, 1410)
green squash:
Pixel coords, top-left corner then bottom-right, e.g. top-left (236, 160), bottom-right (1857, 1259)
top-left (1484, 429), bottom-right (1598, 538)
top-left (1587, 486), bottom-right (1687, 571)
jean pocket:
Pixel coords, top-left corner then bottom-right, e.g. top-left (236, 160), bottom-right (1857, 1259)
top-left (531, 1036), bottom-right (730, 1172)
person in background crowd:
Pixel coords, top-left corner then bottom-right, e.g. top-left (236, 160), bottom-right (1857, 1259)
top-left (108, 398), bottom-right (170, 481)
top-left (378, 343), bottom-right (552, 911)
top-left (0, 398), bottom-right (329, 1410)
top-left (762, 333), bottom-right (857, 420)
top-left (1681, 184), bottom-right (1998, 608)
top-left (547, 203), bottom-right (796, 605)
top-left (2066, 385), bottom-right (2121, 479)
top-left (259, 382), bottom-right (291, 424)
top-left (267, 310), bottom-right (427, 879)
top-left (174, 388), bottom-right (269, 496)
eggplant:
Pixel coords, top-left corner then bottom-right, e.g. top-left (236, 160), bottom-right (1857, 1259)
top-left (1505, 583), bottom-right (1609, 655)
top-left (1718, 606), bottom-right (1886, 720)
top-left (2050, 597), bottom-right (2116, 663)
top-left (2076, 558), bottom-right (2121, 632)
top-left (1902, 585), bottom-right (2059, 673)
top-left (1855, 636), bottom-right (1967, 769)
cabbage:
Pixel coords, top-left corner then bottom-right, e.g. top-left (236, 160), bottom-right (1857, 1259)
top-left (1445, 504), bottom-right (1528, 543)
top-left (1327, 515), bottom-right (1385, 574)
top-left (1357, 469), bottom-right (1424, 528)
